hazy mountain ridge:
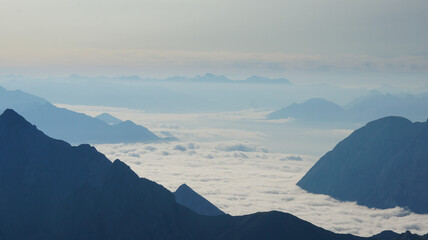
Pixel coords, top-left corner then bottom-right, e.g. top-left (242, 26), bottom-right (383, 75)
top-left (164, 73), bottom-right (292, 85)
top-left (297, 116), bottom-right (428, 213)
top-left (268, 93), bottom-right (428, 123)
top-left (0, 74), bottom-right (371, 113)
top-left (0, 109), bottom-right (370, 240)
top-left (95, 113), bottom-right (123, 125)
top-left (266, 98), bottom-right (347, 122)
top-left (0, 86), bottom-right (164, 144)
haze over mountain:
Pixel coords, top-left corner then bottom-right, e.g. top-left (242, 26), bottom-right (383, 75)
top-left (266, 98), bottom-right (347, 123)
top-left (297, 116), bottom-right (428, 214)
top-left (165, 74), bottom-right (291, 85)
top-left (174, 184), bottom-right (225, 216)
top-left (0, 74), bottom-right (370, 113)
top-left (95, 113), bottom-right (123, 125)
top-left (348, 93), bottom-right (428, 122)
top-left (0, 109), bottom-right (370, 240)
top-left (268, 93), bottom-right (428, 123)
top-left (0, 86), bottom-right (163, 144)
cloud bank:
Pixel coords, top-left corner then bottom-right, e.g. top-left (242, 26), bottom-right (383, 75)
top-left (58, 104), bottom-right (428, 237)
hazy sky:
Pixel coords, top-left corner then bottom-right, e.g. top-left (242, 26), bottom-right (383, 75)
top-left (1, 0), bottom-right (427, 84)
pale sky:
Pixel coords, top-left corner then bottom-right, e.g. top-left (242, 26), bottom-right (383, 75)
top-left (1, 0), bottom-right (427, 85)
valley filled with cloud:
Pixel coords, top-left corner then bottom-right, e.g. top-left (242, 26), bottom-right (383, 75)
top-left (58, 104), bottom-right (428, 237)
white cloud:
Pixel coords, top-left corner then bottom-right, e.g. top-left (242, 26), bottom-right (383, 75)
top-left (61, 104), bottom-right (428, 237)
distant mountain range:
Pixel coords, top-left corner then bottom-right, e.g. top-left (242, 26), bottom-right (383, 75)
top-left (163, 73), bottom-right (292, 85)
top-left (297, 116), bottom-right (428, 214)
top-left (0, 109), bottom-right (371, 240)
top-left (267, 93), bottom-right (428, 123)
top-left (0, 86), bottom-right (166, 144)
top-left (174, 184), bottom-right (225, 216)
top-left (2, 74), bottom-right (372, 113)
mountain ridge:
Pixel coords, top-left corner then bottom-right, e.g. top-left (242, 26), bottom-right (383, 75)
top-left (0, 109), bottom-right (369, 240)
top-left (0, 86), bottom-right (166, 144)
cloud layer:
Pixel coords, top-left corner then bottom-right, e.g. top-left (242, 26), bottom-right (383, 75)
top-left (60, 104), bottom-right (428, 237)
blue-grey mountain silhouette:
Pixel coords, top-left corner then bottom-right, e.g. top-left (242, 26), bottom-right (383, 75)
top-left (0, 109), bottom-right (370, 240)
top-left (348, 93), bottom-right (428, 122)
top-left (297, 116), bottom-right (428, 214)
top-left (243, 76), bottom-right (291, 84)
top-left (0, 86), bottom-right (163, 144)
top-left (164, 73), bottom-right (291, 85)
top-left (174, 184), bottom-right (225, 216)
top-left (267, 98), bottom-right (347, 122)
top-left (95, 113), bottom-right (123, 125)
top-left (268, 93), bottom-right (428, 123)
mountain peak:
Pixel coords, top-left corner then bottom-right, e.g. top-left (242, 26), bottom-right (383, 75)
top-left (174, 183), bottom-right (225, 216)
top-left (0, 109), bottom-right (33, 129)
top-left (176, 183), bottom-right (191, 191)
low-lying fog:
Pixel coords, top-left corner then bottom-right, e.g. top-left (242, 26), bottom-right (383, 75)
top-left (57, 103), bottom-right (428, 237)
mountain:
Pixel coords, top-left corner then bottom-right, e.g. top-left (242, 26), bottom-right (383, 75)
top-left (0, 86), bottom-right (163, 144)
top-left (165, 74), bottom-right (292, 85)
top-left (95, 113), bottom-right (123, 125)
top-left (297, 116), bottom-right (428, 214)
top-left (343, 90), bottom-right (382, 109)
top-left (1, 74), bottom-right (370, 113)
top-left (348, 93), bottom-right (428, 122)
top-left (0, 109), bottom-right (370, 240)
top-left (268, 93), bottom-right (428, 123)
top-left (372, 231), bottom-right (428, 240)
top-left (192, 73), bottom-right (231, 83)
top-left (267, 98), bottom-right (347, 122)
top-left (174, 184), bottom-right (225, 216)
top-left (243, 76), bottom-right (291, 84)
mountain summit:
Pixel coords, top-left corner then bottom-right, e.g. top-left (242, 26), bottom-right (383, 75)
top-left (174, 184), bottom-right (225, 216)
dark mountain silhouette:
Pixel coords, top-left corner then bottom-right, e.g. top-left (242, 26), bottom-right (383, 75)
top-left (174, 184), bottom-right (225, 216)
top-left (297, 116), bottom-right (428, 214)
top-left (95, 113), bottom-right (123, 125)
top-left (0, 109), bottom-right (370, 240)
top-left (0, 86), bottom-right (163, 144)
top-left (372, 231), bottom-right (428, 240)
top-left (267, 98), bottom-right (347, 122)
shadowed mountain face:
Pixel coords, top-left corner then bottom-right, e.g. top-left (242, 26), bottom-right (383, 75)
top-left (174, 184), bottom-right (225, 216)
top-left (0, 86), bottom-right (162, 144)
top-left (297, 116), bottom-right (428, 214)
top-left (0, 109), bottom-right (370, 240)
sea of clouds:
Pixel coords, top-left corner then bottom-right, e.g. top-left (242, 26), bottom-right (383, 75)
top-left (57, 104), bottom-right (428, 237)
